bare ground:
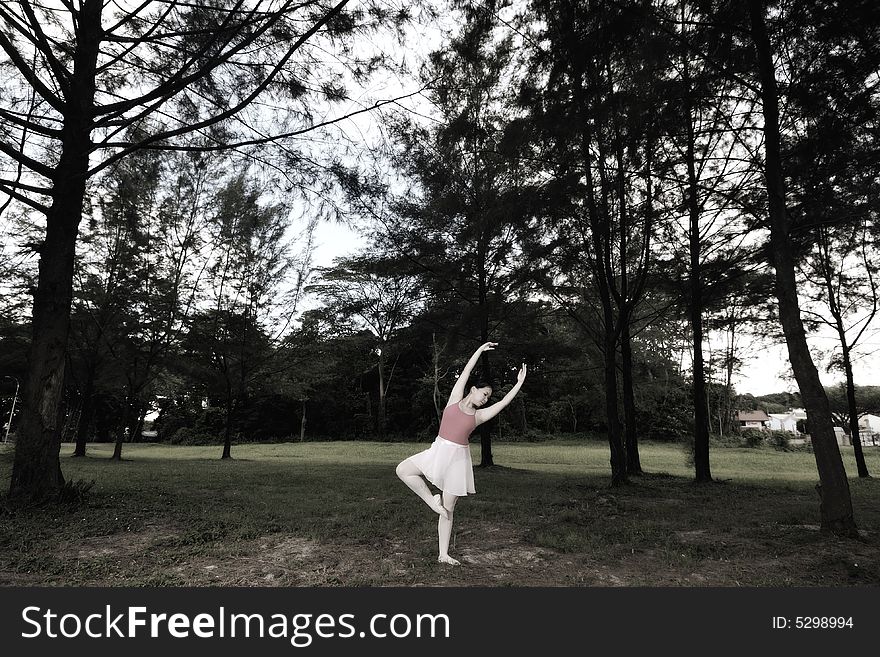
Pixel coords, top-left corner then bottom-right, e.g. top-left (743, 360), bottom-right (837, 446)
top-left (8, 515), bottom-right (875, 587)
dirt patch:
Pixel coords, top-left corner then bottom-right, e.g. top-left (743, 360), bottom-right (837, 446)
top-left (134, 516), bottom-right (880, 587)
top-left (167, 534), bottom-right (325, 586)
top-left (160, 521), bottom-right (569, 587)
top-left (453, 522), bottom-right (556, 573)
top-left (72, 521), bottom-right (181, 560)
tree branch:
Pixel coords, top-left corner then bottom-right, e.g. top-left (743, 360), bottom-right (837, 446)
top-left (93, 81), bottom-right (435, 160)
top-left (0, 177), bottom-right (52, 194)
top-left (0, 180), bottom-right (50, 213)
top-left (93, 0), bottom-right (290, 121)
top-left (0, 29), bottom-right (65, 113)
top-left (0, 139), bottom-right (55, 179)
top-left (16, 0), bottom-right (73, 94)
top-left (0, 106), bottom-right (63, 137)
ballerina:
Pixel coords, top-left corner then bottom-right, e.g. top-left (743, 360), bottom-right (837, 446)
top-left (395, 341), bottom-right (527, 565)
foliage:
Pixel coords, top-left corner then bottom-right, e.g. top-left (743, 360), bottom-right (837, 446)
top-left (768, 430), bottom-right (792, 451)
top-left (740, 428), bottom-right (766, 448)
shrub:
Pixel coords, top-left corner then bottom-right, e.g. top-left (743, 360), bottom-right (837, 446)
top-left (768, 430), bottom-right (792, 451)
top-left (167, 426), bottom-right (217, 445)
top-left (502, 428), bottom-right (550, 442)
top-left (709, 432), bottom-right (742, 448)
top-left (740, 428), bottom-right (766, 448)
top-left (57, 479), bottom-right (95, 507)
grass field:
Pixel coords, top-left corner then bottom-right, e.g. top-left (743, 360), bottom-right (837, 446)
top-left (1, 439), bottom-right (879, 586)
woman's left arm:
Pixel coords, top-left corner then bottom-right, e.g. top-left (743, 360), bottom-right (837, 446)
top-left (475, 364), bottom-right (527, 426)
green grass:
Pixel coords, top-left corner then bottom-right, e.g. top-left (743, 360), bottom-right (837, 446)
top-left (1, 439), bottom-right (879, 587)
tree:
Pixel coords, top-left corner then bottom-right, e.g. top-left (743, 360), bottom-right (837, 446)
top-left (746, 0), bottom-right (857, 535)
top-left (278, 313), bottom-right (337, 441)
top-left (0, 0), bottom-right (408, 502)
top-left (68, 146), bottom-right (162, 458)
top-left (203, 173), bottom-right (296, 458)
top-left (519, 0), bottom-right (670, 484)
top-left (308, 255), bottom-right (421, 438)
top-left (66, 146), bottom-right (218, 458)
top-left (801, 222), bottom-right (877, 477)
top-left (825, 385), bottom-right (880, 441)
top-left (704, 268), bottom-right (775, 436)
top-left (783, 0), bottom-right (880, 478)
top-left (384, 2), bottom-right (527, 465)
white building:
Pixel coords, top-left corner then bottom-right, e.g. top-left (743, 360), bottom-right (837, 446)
top-left (768, 412), bottom-right (799, 434)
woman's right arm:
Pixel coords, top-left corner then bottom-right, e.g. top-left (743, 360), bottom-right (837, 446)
top-left (447, 342), bottom-right (496, 405)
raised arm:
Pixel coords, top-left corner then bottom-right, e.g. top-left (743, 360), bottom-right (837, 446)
top-left (447, 342), bottom-right (496, 406)
top-left (475, 364), bottom-right (527, 426)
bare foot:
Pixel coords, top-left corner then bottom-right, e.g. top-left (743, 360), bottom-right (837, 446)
top-left (433, 494), bottom-right (450, 520)
top-left (437, 554), bottom-right (460, 566)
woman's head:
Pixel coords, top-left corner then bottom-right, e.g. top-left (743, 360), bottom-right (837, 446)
top-left (467, 378), bottom-right (493, 407)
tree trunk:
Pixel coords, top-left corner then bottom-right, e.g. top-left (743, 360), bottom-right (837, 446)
top-left (477, 246), bottom-right (494, 467)
top-left (72, 372), bottom-right (95, 457)
top-left (682, 11), bottom-right (712, 483)
top-left (841, 346), bottom-right (870, 477)
top-left (602, 310), bottom-right (627, 486)
top-left (747, 0), bottom-right (857, 534)
top-left (573, 65), bottom-right (627, 486)
top-left (610, 58), bottom-right (643, 478)
top-left (129, 402), bottom-right (146, 444)
top-left (723, 322), bottom-right (737, 437)
top-left (221, 384), bottom-right (233, 459)
top-left (300, 398), bottom-right (307, 442)
top-left (111, 398), bottom-right (131, 461)
top-left (432, 333), bottom-right (443, 425)
top-left (377, 348), bottom-right (386, 440)
top-left (620, 323), bottom-right (642, 475)
top-left (477, 347), bottom-right (494, 467)
top-left (7, 0), bottom-right (103, 504)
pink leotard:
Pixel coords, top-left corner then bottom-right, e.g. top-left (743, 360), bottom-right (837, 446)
top-left (438, 402), bottom-right (477, 445)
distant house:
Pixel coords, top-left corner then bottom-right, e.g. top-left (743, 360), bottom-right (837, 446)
top-left (856, 415), bottom-right (880, 446)
top-left (825, 415), bottom-right (879, 447)
top-left (751, 407), bottom-right (878, 447)
top-left (768, 412), bottom-right (799, 434)
top-left (736, 410), bottom-right (770, 430)
top-left (859, 414), bottom-right (880, 432)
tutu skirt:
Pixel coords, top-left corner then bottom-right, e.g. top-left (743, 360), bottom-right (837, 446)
top-left (406, 436), bottom-right (476, 496)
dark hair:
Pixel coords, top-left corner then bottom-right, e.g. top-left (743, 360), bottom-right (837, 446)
top-left (468, 378), bottom-right (495, 392)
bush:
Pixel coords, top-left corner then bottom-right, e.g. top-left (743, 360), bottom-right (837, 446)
top-left (709, 432), bottom-right (742, 448)
top-left (153, 399), bottom-right (202, 441)
top-left (57, 479), bottom-right (95, 507)
top-left (166, 426), bottom-right (217, 445)
top-left (768, 430), bottom-right (793, 451)
top-left (501, 427), bottom-right (551, 442)
top-left (740, 428), bottom-right (766, 448)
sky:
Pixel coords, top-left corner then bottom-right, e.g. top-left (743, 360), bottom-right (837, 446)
top-left (731, 334), bottom-right (880, 397)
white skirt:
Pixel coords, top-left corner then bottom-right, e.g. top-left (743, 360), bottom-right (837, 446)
top-left (406, 436), bottom-right (476, 496)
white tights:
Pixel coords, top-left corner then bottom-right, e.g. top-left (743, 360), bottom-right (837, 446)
top-left (396, 459), bottom-right (461, 565)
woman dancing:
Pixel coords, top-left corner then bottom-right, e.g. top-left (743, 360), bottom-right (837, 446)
top-left (396, 341), bottom-right (527, 565)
